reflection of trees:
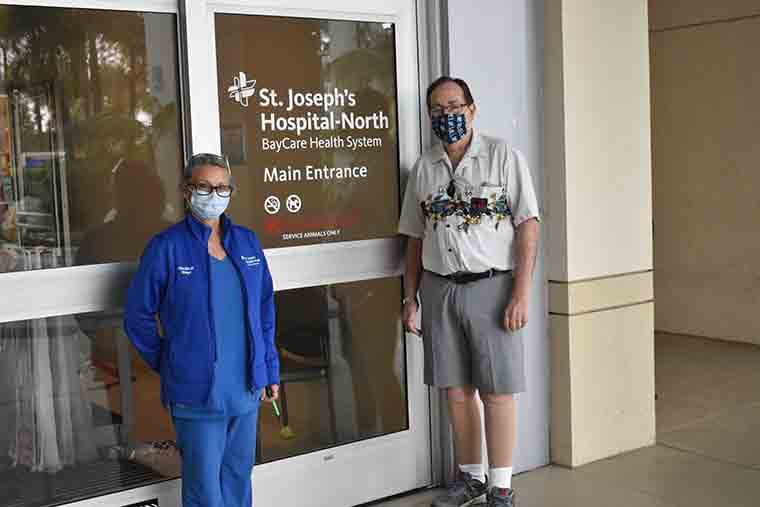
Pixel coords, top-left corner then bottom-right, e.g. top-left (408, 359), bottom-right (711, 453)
top-left (0, 7), bottom-right (150, 118)
top-left (0, 6), bottom-right (178, 231)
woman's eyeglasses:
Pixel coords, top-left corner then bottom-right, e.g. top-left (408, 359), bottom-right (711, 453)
top-left (187, 182), bottom-right (234, 198)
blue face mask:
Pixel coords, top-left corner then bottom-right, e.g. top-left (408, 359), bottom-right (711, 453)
top-left (432, 113), bottom-right (468, 144)
top-left (189, 191), bottom-right (230, 221)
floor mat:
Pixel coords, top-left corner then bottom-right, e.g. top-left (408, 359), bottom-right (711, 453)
top-left (0, 458), bottom-right (165, 507)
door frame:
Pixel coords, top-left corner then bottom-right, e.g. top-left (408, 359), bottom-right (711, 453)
top-left (181, 1), bottom-right (431, 505)
top-left (0, 0), bottom-right (433, 506)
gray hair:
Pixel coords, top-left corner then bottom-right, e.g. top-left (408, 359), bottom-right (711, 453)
top-left (183, 153), bottom-right (231, 180)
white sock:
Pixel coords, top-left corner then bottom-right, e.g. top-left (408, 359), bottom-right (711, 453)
top-left (459, 463), bottom-right (486, 484)
top-left (489, 467), bottom-right (513, 489)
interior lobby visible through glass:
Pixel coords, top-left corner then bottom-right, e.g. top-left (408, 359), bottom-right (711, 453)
top-left (0, 5), bottom-right (183, 275)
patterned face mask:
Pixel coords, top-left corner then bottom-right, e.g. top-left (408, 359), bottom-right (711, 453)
top-left (432, 113), bottom-right (468, 144)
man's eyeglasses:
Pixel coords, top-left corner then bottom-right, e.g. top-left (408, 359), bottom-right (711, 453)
top-left (187, 182), bottom-right (234, 198)
top-left (430, 103), bottom-right (470, 118)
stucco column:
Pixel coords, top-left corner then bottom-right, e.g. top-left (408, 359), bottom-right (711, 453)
top-left (544, 0), bottom-right (655, 467)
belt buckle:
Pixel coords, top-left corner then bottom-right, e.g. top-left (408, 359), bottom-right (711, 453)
top-left (459, 271), bottom-right (480, 284)
top-left (449, 271), bottom-right (466, 284)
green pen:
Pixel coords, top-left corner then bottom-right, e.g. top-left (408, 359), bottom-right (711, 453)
top-left (265, 386), bottom-right (280, 417)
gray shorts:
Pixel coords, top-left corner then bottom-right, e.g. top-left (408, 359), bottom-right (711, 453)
top-left (419, 270), bottom-right (526, 394)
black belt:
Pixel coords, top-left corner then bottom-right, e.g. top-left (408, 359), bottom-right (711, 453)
top-left (431, 268), bottom-right (511, 284)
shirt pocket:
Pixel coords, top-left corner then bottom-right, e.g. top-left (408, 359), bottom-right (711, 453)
top-left (478, 183), bottom-right (506, 200)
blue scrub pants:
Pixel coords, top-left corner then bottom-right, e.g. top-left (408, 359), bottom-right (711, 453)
top-left (172, 406), bottom-right (260, 507)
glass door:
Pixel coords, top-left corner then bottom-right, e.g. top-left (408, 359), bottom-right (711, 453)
top-left (0, 2), bottom-right (186, 507)
top-left (184, 1), bottom-right (430, 506)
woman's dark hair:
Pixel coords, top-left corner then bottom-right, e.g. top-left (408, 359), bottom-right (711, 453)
top-left (426, 77), bottom-right (475, 110)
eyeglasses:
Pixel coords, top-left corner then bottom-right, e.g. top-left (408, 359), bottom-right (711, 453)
top-left (184, 153), bottom-right (231, 176)
top-left (447, 179), bottom-right (457, 199)
top-left (430, 103), bottom-right (470, 118)
top-left (187, 182), bottom-right (235, 198)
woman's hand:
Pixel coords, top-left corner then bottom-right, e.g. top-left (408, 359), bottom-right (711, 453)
top-left (262, 384), bottom-right (280, 402)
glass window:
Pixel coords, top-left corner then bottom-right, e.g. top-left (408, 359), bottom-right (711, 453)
top-left (0, 6), bottom-right (183, 275)
top-left (215, 14), bottom-right (400, 248)
top-left (0, 308), bottom-right (177, 507)
top-left (0, 277), bottom-right (409, 505)
top-left (258, 276), bottom-right (408, 463)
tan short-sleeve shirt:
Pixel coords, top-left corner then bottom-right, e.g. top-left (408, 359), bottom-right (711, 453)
top-left (398, 132), bottom-right (540, 276)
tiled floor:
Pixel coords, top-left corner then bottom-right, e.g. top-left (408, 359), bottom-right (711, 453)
top-left (374, 333), bottom-right (760, 507)
top-left (655, 333), bottom-right (760, 470)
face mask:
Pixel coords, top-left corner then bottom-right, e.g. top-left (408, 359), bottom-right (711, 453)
top-left (432, 113), bottom-right (468, 144)
top-left (189, 191), bottom-right (229, 221)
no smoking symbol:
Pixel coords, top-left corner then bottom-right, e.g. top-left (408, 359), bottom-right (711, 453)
top-left (264, 196), bottom-right (281, 215)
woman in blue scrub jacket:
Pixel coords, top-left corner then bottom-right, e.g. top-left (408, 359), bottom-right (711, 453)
top-left (124, 153), bottom-right (280, 507)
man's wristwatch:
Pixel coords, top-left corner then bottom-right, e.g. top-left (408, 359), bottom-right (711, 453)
top-left (402, 295), bottom-right (419, 305)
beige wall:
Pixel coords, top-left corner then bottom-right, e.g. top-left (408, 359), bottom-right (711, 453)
top-left (545, 0), bottom-right (655, 467)
top-left (649, 0), bottom-right (760, 31)
top-left (551, 299), bottom-right (655, 467)
top-left (547, 0), bottom-right (653, 282)
top-left (650, 1), bottom-right (760, 344)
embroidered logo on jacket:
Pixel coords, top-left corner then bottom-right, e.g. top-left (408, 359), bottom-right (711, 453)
top-left (177, 266), bottom-right (195, 276)
top-left (241, 255), bottom-right (261, 267)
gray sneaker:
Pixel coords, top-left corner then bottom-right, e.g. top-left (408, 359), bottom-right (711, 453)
top-left (486, 487), bottom-right (515, 507)
top-left (432, 472), bottom-right (488, 507)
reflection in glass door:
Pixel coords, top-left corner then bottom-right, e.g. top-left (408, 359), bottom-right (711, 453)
top-left (191, 3), bottom-right (430, 506)
top-left (259, 276), bottom-right (408, 463)
top-left (214, 12), bottom-right (416, 466)
top-left (9, 84), bottom-right (70, 259)
top-left (0, 5), bottom-right (184, 276)
top-left (0, 4), bottom-right (185, 507)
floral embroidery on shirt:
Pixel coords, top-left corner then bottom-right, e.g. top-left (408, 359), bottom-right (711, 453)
top-left (420, 186), bottom-right (512, 233)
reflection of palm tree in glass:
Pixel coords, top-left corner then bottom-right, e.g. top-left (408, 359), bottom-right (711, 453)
top-left (0, 7), bottom-right (150, 118)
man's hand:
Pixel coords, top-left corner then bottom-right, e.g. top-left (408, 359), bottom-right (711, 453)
top-left (505, 217), bottom-right (538, 332)
top-left (504, 296), bottom-right (529, 332)
top-left (403, 300), bottom-right (422, 336)
top-left (262, 384), bottom-right (280, 402)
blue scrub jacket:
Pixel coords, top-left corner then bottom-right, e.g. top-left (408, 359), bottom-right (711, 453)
top-left (124, 213), bottom-right (279, 408)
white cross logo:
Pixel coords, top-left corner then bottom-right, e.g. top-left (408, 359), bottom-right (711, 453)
top-left (228, 72), bottom-right (256, 107)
